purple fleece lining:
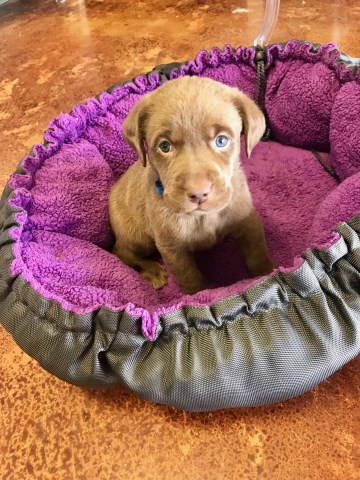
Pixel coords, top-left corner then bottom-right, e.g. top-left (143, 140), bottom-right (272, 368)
top-left (7, 41), bottom-right (360, 340)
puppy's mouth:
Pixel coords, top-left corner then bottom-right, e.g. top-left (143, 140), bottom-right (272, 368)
top-left (192, 203), bottom-right (228, 214)
top-left (163, 194), bottom-right (231, 215)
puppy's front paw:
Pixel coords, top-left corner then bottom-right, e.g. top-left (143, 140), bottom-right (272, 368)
top-left (141, 261), bottom-right (168, 290)
top-left (182, 280), bottom-right (214, 295)
top-left (248, 257), bottom-right (276, 278)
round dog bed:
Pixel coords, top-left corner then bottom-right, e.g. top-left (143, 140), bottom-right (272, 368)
top-left (1, 40), bottom-right (360, 412)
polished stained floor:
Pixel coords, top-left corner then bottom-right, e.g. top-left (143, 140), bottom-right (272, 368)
top-left (1, 1), bottom-right (359, 479)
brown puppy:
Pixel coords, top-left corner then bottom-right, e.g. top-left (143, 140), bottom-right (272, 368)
top-left (109, 76), bottom-right (274, 294)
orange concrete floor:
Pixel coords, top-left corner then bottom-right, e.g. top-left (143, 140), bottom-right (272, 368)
top-left (1, 1), bottom-right (359, 479)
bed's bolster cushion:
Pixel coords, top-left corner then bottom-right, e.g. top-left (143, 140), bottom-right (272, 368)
top-left (266, 61), bottom-right (341, 152)
top-left (311, 172), bottom-right (360, 244)
top-left (25, 140), bottom-right (115, 250)
top-left (330, 81), bottom-right (360, 180)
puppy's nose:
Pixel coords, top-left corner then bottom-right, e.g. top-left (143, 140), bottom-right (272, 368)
top-left (188, 184), bottom-right (212, 204)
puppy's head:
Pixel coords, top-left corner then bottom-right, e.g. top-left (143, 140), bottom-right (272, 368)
top-left (123, 76), bottom-right (265, 214)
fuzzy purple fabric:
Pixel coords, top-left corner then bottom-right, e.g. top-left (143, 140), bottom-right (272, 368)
top-left (330, 81), bottom-right (360, 180)
top-left (311, 172), bottom-right (360, 244)
top-left (11, 139), bottom-right (338, 309)
top-left (7, 41), bottom-right (360, 339)
top-left (25, 141), bottom-right (114, 250)
top-left (266, 60), bottom-right (341, 151)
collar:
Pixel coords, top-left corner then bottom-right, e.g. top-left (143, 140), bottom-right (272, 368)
top-left (155, 177), bottom-right (164, 195)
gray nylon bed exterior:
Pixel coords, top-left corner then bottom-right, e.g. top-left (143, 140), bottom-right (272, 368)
top-left (1, 41), bottom-right (360, 411)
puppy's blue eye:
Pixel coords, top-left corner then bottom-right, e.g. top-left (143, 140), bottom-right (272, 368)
top-left (159, 141), bottom-right (171, 153)
top-left (215, 135), bottom-right (229, 148)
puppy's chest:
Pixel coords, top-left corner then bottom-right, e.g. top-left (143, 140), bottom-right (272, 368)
top-left (177, 213), bottom-right (231, 250)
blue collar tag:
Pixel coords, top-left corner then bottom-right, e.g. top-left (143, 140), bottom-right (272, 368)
top-left (155, 178), bottom-right (164, 195)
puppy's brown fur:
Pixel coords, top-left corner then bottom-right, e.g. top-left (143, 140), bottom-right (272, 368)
top-left (109, 76), bottom-right (274, 294)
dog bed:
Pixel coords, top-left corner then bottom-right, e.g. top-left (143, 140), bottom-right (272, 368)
top-left (1, 40), bottom-right (360, 412)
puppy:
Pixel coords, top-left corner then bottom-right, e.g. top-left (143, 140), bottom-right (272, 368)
top-left (109, 76), bottom-right (274, 294)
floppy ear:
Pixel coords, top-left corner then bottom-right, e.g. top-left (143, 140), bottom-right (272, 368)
top-left (122, 97), bottom-right (149, 166)
top-left (233, 91), bottom-right (266, 157)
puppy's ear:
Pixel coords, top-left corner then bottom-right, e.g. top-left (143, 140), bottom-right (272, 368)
top-left (233, 91), bottom-right (266, 157)
top-left (122, 98), bottom-right (149, 166)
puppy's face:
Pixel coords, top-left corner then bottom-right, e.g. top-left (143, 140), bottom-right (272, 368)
top-left (123, 77), bottom-right (265, 214)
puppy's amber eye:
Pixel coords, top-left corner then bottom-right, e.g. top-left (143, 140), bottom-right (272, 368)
top-left (159, 141), bottom-right (171, 153)
top-left (215, 135), bottom-right (229, 148)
